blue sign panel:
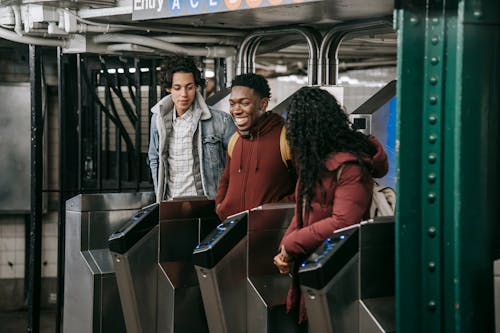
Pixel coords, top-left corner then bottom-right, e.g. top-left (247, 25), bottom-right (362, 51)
top-left (132, 0), bottom-right (322, 21)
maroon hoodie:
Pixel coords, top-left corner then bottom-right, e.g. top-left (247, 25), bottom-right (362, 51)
top-left (280, 136), bottom-right (389, 323)
top-left (215, 112), bottom-right (296, 219)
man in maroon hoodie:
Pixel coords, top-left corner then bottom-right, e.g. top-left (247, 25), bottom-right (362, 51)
top-left (215, 73), bottom-right (296, 219)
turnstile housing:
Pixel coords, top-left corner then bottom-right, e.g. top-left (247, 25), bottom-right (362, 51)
top-left (109, 203), bottom-right (160, 333)
top-left (193, 211), bottom-right (248, 333)
top-left (246, 203), bottom-right (303, 333)
top-left (194, 202), bottom-right (303, 333)
top-left (157, 198), bottom-right (220, 333)
top-left (299, 217), bottom-right (395, 333)
top-left (63, 192), bottom-right (155, 333)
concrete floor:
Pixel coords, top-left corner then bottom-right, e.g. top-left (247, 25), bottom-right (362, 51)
top-left (0, 310), bottom-right (57, 333)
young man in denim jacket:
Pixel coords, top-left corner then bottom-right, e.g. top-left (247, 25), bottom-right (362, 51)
top-left (148, 57), bottom-right (235, 202)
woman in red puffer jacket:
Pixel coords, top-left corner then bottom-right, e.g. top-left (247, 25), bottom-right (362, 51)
top-left (273, 86), bottom-right (389, 324)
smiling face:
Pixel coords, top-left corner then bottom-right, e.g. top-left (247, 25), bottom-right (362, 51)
top-left (168, 72), bottom-right (197, 116)
top-left (229, 86), bottom-right (268, 131)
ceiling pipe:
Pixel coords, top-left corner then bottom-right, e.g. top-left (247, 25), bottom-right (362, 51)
top-left (93, 33), bottom-right (236, 57)
top-left (318, 18), bottom-right (393, 85)
top-left (0, 26), bottom-right (67, 47)
top-left (155, 35), bottom-right (241, 45)
top-left (236, 27), bottom-right (321, 85)
top-left (65, 8), bottom-right (245, 37)
top-left (11, 5), bottom-right (23, 36)
top-left (106, 43), bottom-right (157, 53)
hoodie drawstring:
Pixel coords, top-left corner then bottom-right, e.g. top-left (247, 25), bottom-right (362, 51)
top-left (255, 130), bottom-right (261, 171)
top-left (238, 135), bottom-right (243, 173)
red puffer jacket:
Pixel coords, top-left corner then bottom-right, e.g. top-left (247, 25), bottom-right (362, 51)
top-left (280, 136), bottom-right (389, 323)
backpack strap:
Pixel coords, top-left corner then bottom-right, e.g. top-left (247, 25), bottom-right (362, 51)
top-left (280, 126), bottom-right (291, 166)
top-left (227, 132), bottom-right (240, 158)
top-left (227, 126), bottom-right (292, 168)
top-left (336, 164), bottom-right (345, 182)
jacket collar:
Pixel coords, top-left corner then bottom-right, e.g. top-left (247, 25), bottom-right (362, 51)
top-left (151, 91), bottom-right (212, 121)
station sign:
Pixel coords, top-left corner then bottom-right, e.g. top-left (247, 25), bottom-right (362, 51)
top-left (132, 0), bottom-right (322, 21)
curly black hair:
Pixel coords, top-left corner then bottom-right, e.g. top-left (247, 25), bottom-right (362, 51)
top-left (286, 86), bottom-right (377, 207)
top-left (162, 56), bottom-right (204, 89)
top-left (231, 73), bottom-right (271, 99)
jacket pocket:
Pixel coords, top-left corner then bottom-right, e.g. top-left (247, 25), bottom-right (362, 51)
top-left (202, 135), bottom-right (222, 157)
top-left (202, 135), bottom-right (224, 178)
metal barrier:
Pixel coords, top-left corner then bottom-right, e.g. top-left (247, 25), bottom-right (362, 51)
top-left (63, 192), bottom-right (155, 333)
top-left (156, 197), bottom-right (220, 333)
top-left (193, 211), bottom-right (249, 333)
top-left (194, 202), bottom-right (300, 333)
top-left (299, 217), bottom-right (395, 333)
top-left (109, 203), bottom-right (160, 333)
top-left (246, 203), bottom-right (303, 333)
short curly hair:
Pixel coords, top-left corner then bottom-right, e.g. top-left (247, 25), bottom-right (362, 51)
top-left (162, 56), bottom-right (204, 89)
top-left (231, 73), bottom-right (271, 99)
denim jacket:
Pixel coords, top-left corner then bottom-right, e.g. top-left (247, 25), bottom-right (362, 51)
top-left (148, 91), bottom-right (235, 202)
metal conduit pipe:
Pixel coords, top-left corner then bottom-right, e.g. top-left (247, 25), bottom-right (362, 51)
top-left (239, 28), bottom-right (320, 84)
top-left (225, 56), bottom-right (235, 87)
top-left (75, 24), bottom-right (123, 33)
top-left (0, 26), bottom-right (67, 47)
top-left (64, 8), bottom-right (246, 37)
top-left (106, 43), bottom-right (157, 53)
top-left (247, 37), bottom-right (263, 74)
top-left (155, 35), bottom-right (241, 45)
top-left (325, 26), bottom-right (394, 84)
top-left (93, 33), bottom-right (237, 57)
top-left (318, 19), bottom-right (393, 85)
top-left (236, 27), bottom-right (321, 85)
top-left (105, 43), bottom-right (238, 58)
top-left (11, 5), bottom-right (23, 36)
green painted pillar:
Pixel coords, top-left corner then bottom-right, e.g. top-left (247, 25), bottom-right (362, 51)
top-left (396, 1), bottom-right (500, 332)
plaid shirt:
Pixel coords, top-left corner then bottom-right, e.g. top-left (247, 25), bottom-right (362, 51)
top-left (166, 107), bottom-right (198, 199)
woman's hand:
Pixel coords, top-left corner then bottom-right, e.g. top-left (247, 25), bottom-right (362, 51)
top-left (273, 245), bottom-right (293, 274)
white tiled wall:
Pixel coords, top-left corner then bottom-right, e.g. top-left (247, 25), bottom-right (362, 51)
top-left (42, 213), bottom-right (58, 278)
top-left (0, 212), bottom-right (58, 279)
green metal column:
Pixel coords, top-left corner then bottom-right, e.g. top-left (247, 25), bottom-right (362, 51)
top-left (396, 0), bottom-right (500, 332)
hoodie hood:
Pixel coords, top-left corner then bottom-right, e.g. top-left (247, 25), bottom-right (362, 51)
top-left (324, 135), bottom-right (389, 178)
top-left (234, 112), bottom-right (285, 174)
top-left (237, 111), bottom-right (284, 138)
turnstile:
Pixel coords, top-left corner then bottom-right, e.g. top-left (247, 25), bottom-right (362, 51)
top-left (157, 198), bottom-right (220, 333)
top-left (193, 211), bottom-right (248, 333)
top-left (194, 202), bottom-right (301, 333)
top-left (299, 217), bottom-right (395, 333)
top-left (109, 203), bottom-right (160, 333)
top-left (63, 192), bottom-right (155, 333)
top-left (247, 203), bottom-right (302, 333)
top-left (246, 203), bottom-right (304, 333)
